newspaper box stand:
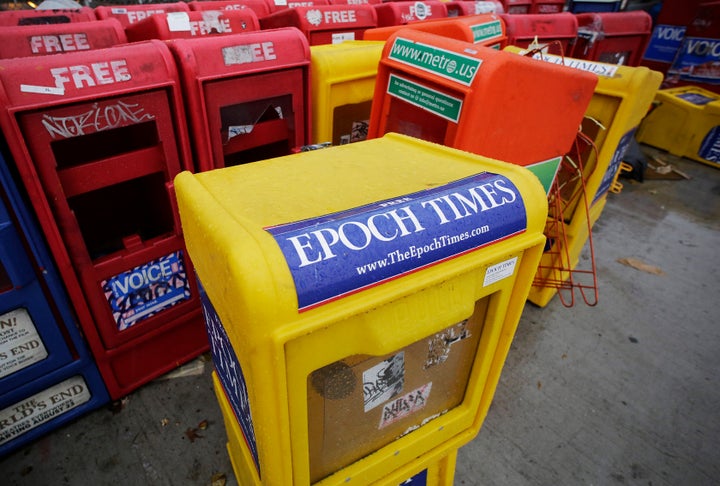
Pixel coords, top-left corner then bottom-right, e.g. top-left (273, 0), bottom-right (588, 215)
top-left (169, 29), bottom-right (311, 171)
top-left (501, 12), bottom-right (578, 55)
top-left (373, 2), bottom-right (448, 27)
top-left (530, 0), bottom-right (565, 14)
top-left (0, 7), bottom-right (96, 27)
top-left (0, 19), bottom-right (126, 60)
top-left (571, 11), bottom-right (653, 67)
top-left (445, 1), bottom-right (504, 18)
top-left (363, 14), bottom-right (507, 50)
top-left (500, 0), bottom-right (531, 14)
top-left (94, 2), bottom-right (191, 28)
top-left (189, 0), bottom-right (273, 19)
top-left (503, 47), bottom-right (662, 305)
top-left (260, 5), bottom-right (377, 45)
top-left (568, 0), bottom-right (621, 13)
top-left (0, 41), bottom-right (208, 400)
top-left (310, 41), bottom-right (384, 145)
top-left (637, 86), bottom-right (720, 169)
top-left (0, 152), bottom-right (109, 456)
top-left (125, 10), bottom-right (259, 42)
top-left (175, 132), bottom-right (548, 485)
top-left (368, 30), bottom-right (596, 176)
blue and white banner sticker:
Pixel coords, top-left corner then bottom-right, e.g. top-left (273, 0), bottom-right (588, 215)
top-left (266, 173), bottom-right (527, 311)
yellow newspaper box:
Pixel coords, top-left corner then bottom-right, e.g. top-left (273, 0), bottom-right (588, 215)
top-left (502, 48), bottom-right (662, 307)
top-left (637, 86), bottom-right (720, 169)
top-left (310, 41), bottom-right (384, 146)
top-left (175, 133), bottom-right (547, 485)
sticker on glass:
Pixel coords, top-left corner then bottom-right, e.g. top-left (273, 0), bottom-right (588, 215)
top-left (0, 375), bottom-right (90, 446)
top-left (379, 382), bottom-right (432, 429)
top-left (424, 320), bottom-right (470, 369)
top-left (102, 251), bottom-right (191, 331)
top-left (0, 308), bottom-right (48, 379)
top-left (363, 352), bottom-right (404, 412)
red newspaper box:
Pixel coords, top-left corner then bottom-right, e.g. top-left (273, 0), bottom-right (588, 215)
top-left (0, 41), bottom-right (208, 400)
top-left (364, 14), bottom-right (507, 49)
top-left (169, 28), bottom-right (311, 171)
top-left (125, 9), bottom-right (259, 41)
top-left (0, 19), bottom-right (126, 59)
top-left (446, 1), bottom-right (505, 17)
top-left (500, 0), bottom-right (531, 14)
top-left (641, 0), bottom-right (704, 76)
top-left (368, 30), bottom-right (597, 168)
top-left (0, 7), bottom-right (96, 26)
top-left (260, 5), bottom-right (377, 45)
top-left (373, 1), bottom-right (448, 27)
top-left (530, 0), bottom-right (565, 14)
top-left (572, 11), bottom-right (653, 66)
top-left (94, 2), bottom-right (191, 28)
top-left (189, 0), bottom-right (273, 19)
top-left (502, 12), bottom-right (578, 55)
top-left (666, 1), bottom-right (720, 93)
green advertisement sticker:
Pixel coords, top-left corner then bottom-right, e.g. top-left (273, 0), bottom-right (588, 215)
top-left (387, 74), bottom-right (463, 122)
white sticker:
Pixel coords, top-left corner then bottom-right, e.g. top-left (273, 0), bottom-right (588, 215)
top-left (363, 352), bottom-right (404, 412)
top-left (0, 375), bottom-right (91, 445)
top-left (167, 12), bottom-right (192, 32)
top-left (305, 9), bottom-right (322, 26)
top-left (414, 2), bottom-right (429, 21)
top-left (332, 32), bottom-right (355, 44)
top-left (0, 308), bottom-right (48, 379)
top-left (274, 0), bottom-right (288, 4)
top-left (223, 45), bottom-right (254, 65)
top-left (424, 319), bottom-right (470, 369)
top-left (111, 7), bottom-right (128, 13)
top-left (379, 382), bottom-right (432, 429)
top-left (483, 257), bottom-right (518, 287)
top-left (20, 84), bottom-right (64, 96)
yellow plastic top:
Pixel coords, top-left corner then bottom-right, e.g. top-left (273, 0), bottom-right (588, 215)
top-left (175, 133), bottom-right (547, 348)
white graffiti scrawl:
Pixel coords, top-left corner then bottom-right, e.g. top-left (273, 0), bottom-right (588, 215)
top-left (41, 100), bottom-right (154, 139)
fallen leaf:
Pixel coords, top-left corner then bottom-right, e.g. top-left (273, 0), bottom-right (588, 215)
top-left (185, 427), bottom-right (203, 442)
top-left (617, 258), bottom-right (665, 276)
top-left (160, 418), bottom-right (169, 427)
top-left (211, 473), bottom-right (227, 486)
top-left (537, 381), bottom-right (542, 390)
top-left (198, 419), bottom-right (208, 430)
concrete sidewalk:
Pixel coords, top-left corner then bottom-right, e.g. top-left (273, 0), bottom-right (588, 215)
top-left (0, 146), bottom-right (718, 485)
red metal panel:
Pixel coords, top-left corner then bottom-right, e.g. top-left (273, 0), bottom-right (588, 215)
top-left (260, 5), bottom-right (377, 44)
top-left (530, 0), bottom-right (566, 14)
top-left (572, 11), bottom-right (653, 66)
top-left (445, 1), bottom-right (505, 17)
top-left (500, 0), bottom-right (532, 14)
top-left (188, 0), bottom-right (273, 19)
top-left (373, 1), bottom-right (449, 27)
top-left (501, 12), bottom-right (578, 55)
top-left (94, 2), bottom-right (191, 28)
top-left (0, 41), bottom-right (206, 400)
top-left (0, 7), bottom-right (96, 26)
top-left (169, 28), bottom-right (311, 171)
top-left (0, 19), bottom-right (126, 60)
top-left (125, 9), bottom-right (259, 41)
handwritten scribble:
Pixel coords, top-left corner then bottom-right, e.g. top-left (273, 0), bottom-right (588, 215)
top-left (41, 100), bottom-right (154, 139)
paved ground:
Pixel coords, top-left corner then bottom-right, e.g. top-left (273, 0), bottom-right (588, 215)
top-left (0, 145), bottom-right (718, 485)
